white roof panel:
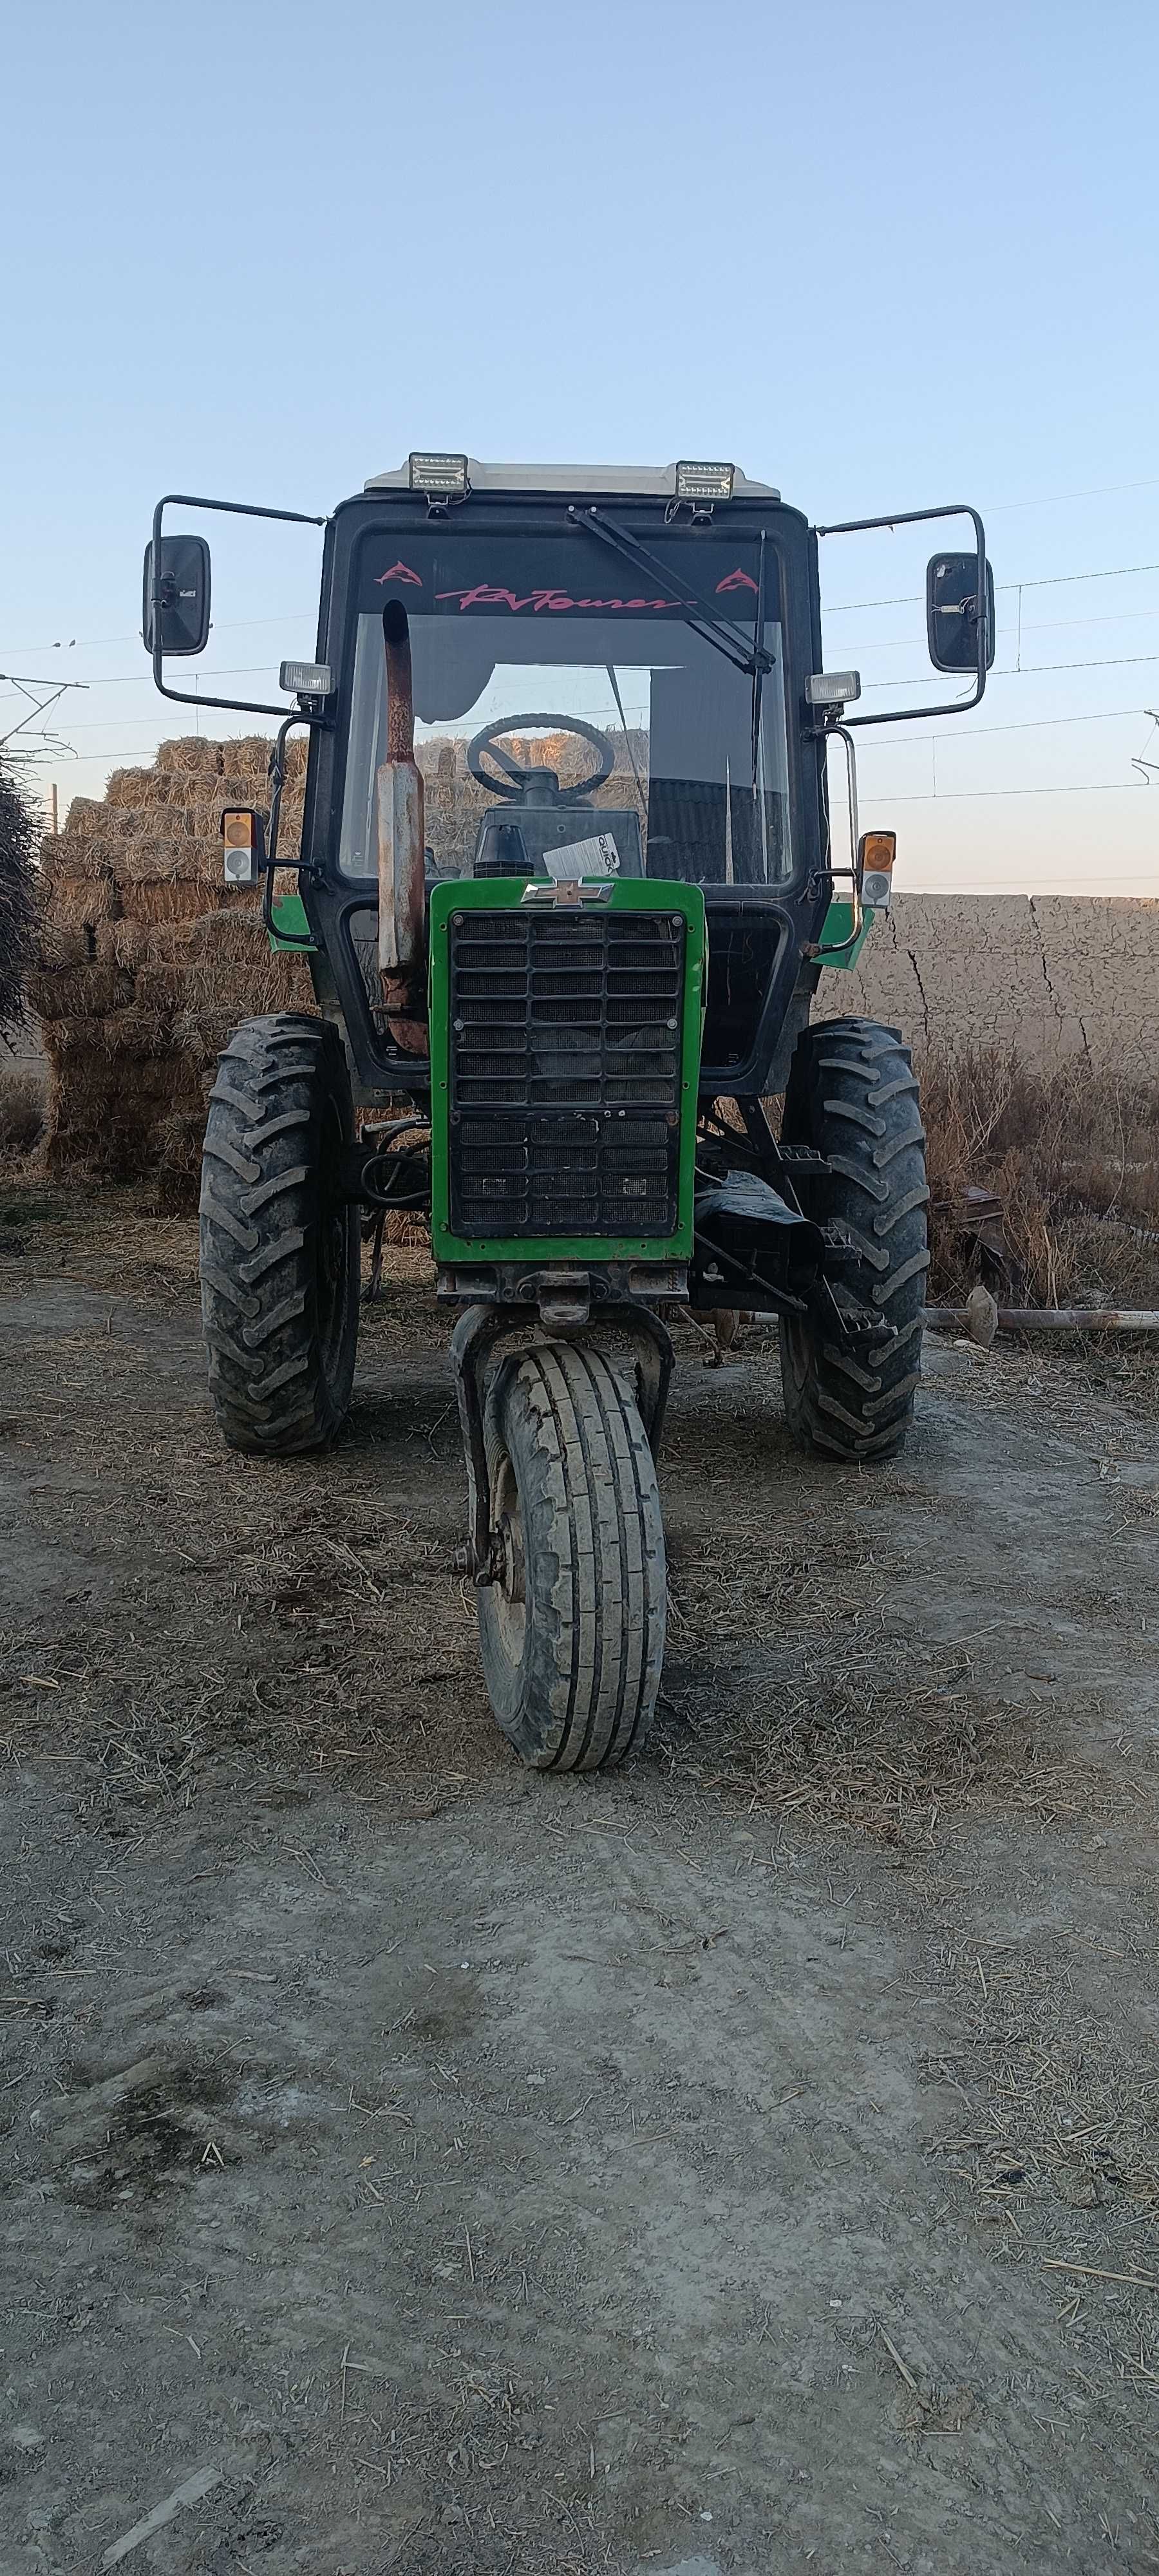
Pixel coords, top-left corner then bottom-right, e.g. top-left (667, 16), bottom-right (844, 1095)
top-left (364, 457), bottom-right (780, 499)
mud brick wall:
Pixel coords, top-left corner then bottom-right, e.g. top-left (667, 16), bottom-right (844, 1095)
top-left (840, 896), bottom-right (1159, 1076)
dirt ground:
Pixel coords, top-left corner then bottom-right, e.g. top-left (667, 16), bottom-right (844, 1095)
top-left (3, 1177), bottom-right (1159, 2575)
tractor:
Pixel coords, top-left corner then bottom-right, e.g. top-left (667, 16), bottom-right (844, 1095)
top-left (143, 455), bottom-right (993, 1770)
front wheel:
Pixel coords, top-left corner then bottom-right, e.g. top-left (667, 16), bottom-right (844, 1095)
top-left (778, 1016), bottom-right (929, 1461)
top-left (477, 1341), bottom-right (666, 1771)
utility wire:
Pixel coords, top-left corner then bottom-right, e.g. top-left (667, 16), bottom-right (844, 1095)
top-left (862, 650), bottom-right (1159, 687)
top-left (828, 558), bottom-right (1159, 615)
top-left (865, 781), bottom-right (1145, 803)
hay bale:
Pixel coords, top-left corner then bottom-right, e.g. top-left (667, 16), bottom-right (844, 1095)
top-left (35, 860), bottom-right (116, 922)
top-left (219, 734), bottom-right (277, 777)
top-left (27, 963), bottom-right (134, 1021)
top-left (101, 1009), bottom-right (181, 1060)
top-left (184, 902), bottom-right (268, 963)
top-left (90, 833), bottom-right (221, 886)
top-left (174, 1005), bottom-right (245, 1070)
top-left (45, 831), bottom-right (120, 884)
top-left (386, 1210), bottom-right (431, 1247)
top-left (180, 957), bottom-right (314, 1019)
top-left (102, 767), bottom-right (158, 810)
top-left (155, 738), bottom-right (223, 777)
top-left (62, 795), bottom-right (107, 835)
top-left (151, 1107), bottom-right (207, 1215)
top-left (34, 919), bottom-right (91, 972)
top-left (43, 1009), bottom-right (174, 1063)
top-left (0, 1070), bottom-right (46, 1156)
top-left (182, 905), bottom-right (317, 1014)
top-left (42, 1046), bottom-right (198, 1182)
top-left (135, 965), bottom-right (187, 1016)
top-left (98, 916), bottom-right (196, 968)
top-left (118, 879), bottom-right (221, 925)
top-left (95, 918), bottom-right (148, 969)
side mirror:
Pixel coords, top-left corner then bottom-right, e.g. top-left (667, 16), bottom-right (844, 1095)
top-left (142, 533), bottom-right (211, 656)
top-left (926, 551), bottom-right (995, 672)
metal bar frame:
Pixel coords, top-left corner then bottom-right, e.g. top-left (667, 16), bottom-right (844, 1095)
top-left (149, 491), bottom-right (328, 720)
top-left (812, 501), bottom-right (990, 728)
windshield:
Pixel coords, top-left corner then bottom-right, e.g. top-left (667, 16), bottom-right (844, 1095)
top-left (337, 530), bottom-right (793, 887)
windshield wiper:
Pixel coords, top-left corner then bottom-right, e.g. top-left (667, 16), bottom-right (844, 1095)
top-left (567, 506), bottom-right (775, 682)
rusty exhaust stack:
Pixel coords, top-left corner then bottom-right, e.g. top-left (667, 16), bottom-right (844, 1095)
top-left (377, 602), bottom-right (428, 1053)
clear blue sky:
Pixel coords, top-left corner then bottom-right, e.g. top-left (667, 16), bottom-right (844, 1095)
top-left (3, 0), bottom-right (1157, 889)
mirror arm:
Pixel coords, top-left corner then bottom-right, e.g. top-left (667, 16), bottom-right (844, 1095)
top-left (811, 501), bottom-right (989, 728)
top-left (150, 491), bottom-right (330, 721)
top-left (810, 722), bottom-right (864, 961)
top-left (261, 714), bottom-right (318, 950)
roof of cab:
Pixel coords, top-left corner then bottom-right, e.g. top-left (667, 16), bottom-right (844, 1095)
top-left (363, 457), bottom-right (780, 499)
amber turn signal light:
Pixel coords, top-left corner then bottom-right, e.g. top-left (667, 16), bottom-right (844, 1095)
top-left (859, 829), bottom-right (896, 911)
top-left (221, 806), bottom-right (267, 887)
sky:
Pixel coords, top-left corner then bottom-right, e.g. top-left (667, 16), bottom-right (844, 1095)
top-left (2, 0), bottom-right (1158, 893)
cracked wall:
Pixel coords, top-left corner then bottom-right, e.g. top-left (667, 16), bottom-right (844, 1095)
top-left (837, 895), bottom-right (1157, 1075)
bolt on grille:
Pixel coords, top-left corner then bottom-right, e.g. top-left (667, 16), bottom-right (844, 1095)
top-left (448, 907), bottom-right (686, 1239)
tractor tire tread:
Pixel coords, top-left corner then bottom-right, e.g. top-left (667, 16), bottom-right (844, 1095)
top-left (478, 1341), bottom-right (665, 1772)
top-left (200, 1013), bottom-right (359, 1455)
top-left (779, 1016), bottom-right (928, 1463)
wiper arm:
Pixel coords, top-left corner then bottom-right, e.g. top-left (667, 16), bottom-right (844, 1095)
top-left (568, 505), bottom-right (775, 681)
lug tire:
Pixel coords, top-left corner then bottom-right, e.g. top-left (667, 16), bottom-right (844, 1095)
top-left (778, 1016), bottom-right (929, 1462)
top-left (200, 1012), bottom-right (359, 1455)
top-left (478, 1341), bottom-right (666, 1771)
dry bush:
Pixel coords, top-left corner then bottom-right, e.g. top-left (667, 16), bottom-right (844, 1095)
top-left (918, 1041), bottom-right (1159, 1309)
top-left (1, 760), bottom-right (38, 1040)
top-left (0, 1072), bottom-right (46, 1155)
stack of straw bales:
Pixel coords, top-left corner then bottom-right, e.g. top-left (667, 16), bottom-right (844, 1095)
top-left (31, 736), bottom-right (314, 1207)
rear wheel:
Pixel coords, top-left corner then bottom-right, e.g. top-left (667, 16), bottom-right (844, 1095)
top-left (778, 1016), bottom-right (928, 1461)
top-left (200, 1012), bottom-right (359, 1454)
top-left (478, 1341), bottom-right (666, 1770)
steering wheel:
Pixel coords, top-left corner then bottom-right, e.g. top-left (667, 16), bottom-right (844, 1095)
top-left (466, 713), bottom-right (616, 804)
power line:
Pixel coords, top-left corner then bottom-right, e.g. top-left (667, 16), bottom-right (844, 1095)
top-left (863, 781), bottom-right (1145, 802)
top-left (985, 477), bottom-right (1159, 513)
top-left (862, 650), bottom-right (1159, 688)
top-left (0, 610), bottom-right (316, 658)
top-left (861, 603), bottom-right (1159, 655)
top-left (828, 557), bottom-right (1159, 615)
top-left (866, 706), bottom-right (1146, 745)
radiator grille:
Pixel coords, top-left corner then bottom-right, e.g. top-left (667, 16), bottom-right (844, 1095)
top-left (448, 907), bottom-right (685, 1239)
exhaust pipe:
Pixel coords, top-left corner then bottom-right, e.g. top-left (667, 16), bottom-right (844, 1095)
top-left (377, 602), bottom-right (428, 1053)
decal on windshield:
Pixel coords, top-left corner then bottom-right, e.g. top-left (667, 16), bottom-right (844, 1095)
top-left (372, 564), bottom-right (763, 612)
top-left (433, 585), bottom-right (692, 615)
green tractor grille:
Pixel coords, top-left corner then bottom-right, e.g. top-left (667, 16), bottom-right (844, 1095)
top-left (447, 906), bottom-right (686, 1240)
